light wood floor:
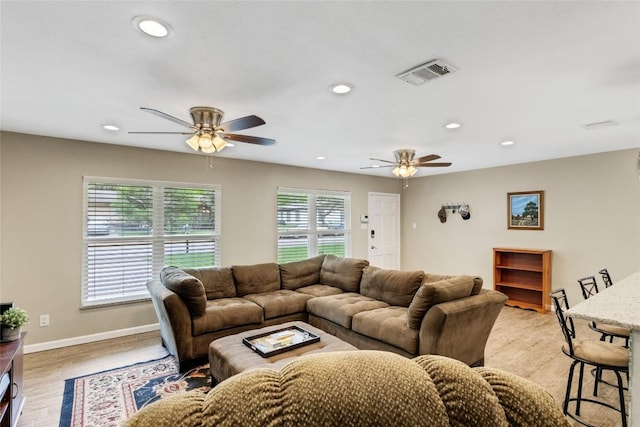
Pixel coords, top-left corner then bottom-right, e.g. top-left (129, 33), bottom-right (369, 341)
top-left (17, 306), bottom-right (628, 426)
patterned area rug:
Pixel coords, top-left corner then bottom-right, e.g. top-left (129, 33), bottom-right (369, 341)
top-left (59, 355), bottom-right (211, 427)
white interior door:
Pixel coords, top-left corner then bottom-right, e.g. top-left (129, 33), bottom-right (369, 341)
top-left (368, 192), bottom-right (400, 269)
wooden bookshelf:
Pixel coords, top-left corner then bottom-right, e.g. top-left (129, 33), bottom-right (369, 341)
top-left (493, 248), bottom-right (552, 313)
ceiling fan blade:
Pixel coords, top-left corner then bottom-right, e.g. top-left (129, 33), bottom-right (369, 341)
top-left (128, 131), bottom-right (194, 135)
top-left (416, 154), bottom-right (441, 163)
top-left (360, 165), bottom-right (395, 169)
top-left (368, 158), bottom-right (396, 164)
top-left (416, 162), bottom-right (452, 167)
top-left (222, 133), bottom-right (276, 145)
top-left (218, 115), bottom-right (266, 133)
top-left (140, 107), bottom-right (197, 130)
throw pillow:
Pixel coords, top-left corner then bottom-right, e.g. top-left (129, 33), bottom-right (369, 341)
top-left (424, 272), bottom-right (483, 296)
top-left (280, 255), bottom-right (326, 290)
top-left (471, 277), bottom-right (483, 295)
top-left (183, 267), bottom-right (236, 299)
top-left (232, 263), bottom-right (280, 296)
top-left (319, 255), bottom-right (369, 293)
top-left (360, 266), bottom-right (424, 307)
top-left (406, 275), bottom-right (475, 329)
top-left (160, 267), bottom-right (207, 316)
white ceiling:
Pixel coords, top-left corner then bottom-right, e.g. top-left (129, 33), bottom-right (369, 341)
top-left (1, 1), bottom-right (639, 177)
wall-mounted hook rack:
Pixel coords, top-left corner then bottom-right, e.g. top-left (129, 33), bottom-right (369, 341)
top-left (442, 203), bottom-right (465, 211)
top-left (438, 203), bottom-right (471, 222)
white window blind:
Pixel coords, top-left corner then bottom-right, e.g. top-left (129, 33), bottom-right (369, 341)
top-left (83, 178), bottom-right (221, 307)
top-left (277, 187), bottom-right (351, 264)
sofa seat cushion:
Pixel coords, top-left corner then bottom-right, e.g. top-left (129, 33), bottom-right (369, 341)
top-left (161, 267), bottom-right (207, 316)
top-left (280, 255), bottom-right (325, 290)
top-left (407, 276), bottom-right (475, 329)
top-left (306, 293), bottom-right (389, 329)
top-left (192, 298), bottom-right (263, 336)
top-left (243, 290), bottom-right (314, 320)
top-left (360, 266), bottom-right (424, 307)
top-left (295, 284), bottom-right (344, 297)
top-left (319, 255), bottom-right (369, 293)
top-left (352, 307), bottom-right (418, 354)
top-left (184, 267), bottom-right (236, 299)
top-left (232, 263), bottom-right (281, 296)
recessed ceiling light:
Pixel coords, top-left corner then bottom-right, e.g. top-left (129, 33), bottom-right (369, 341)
top-left (372, 165), bottom-right (380, 168)
top-left (316, 156), bottom-right (326, 160)
top-left (445, 122), bottom-right (461, 129)
top-left (133, 16), bottom-right (172, 38)
top-left (329, 83), bottom-right (354, 95)
top-left (500, 140), bottom-right (516, 146)
top-left (102, 124), bottom-right (119, 131)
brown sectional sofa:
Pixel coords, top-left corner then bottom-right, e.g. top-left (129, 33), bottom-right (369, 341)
top-left (147, 255), bottom-right (507, 371)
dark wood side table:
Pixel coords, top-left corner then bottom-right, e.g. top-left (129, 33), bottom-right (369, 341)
top-left (0, 332), bottom-right (25, 427)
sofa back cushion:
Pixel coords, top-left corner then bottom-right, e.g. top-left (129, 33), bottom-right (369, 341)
top-left (319, 255), bottom-right (369, 293)
top-left (359, 266), bottom-right (424, 307)
top-left (424, 273), bottom-right (483, 296)
top-left (232, 263), bottom-right (280, 296)
top-left (160, 267), bottom-right (207, 316)
top-left (279, 255), bottom-right (326, 290)
top-left (406, 275), bottom-right (475, 329)
top-left (183, 267), bottom-right (236, 299)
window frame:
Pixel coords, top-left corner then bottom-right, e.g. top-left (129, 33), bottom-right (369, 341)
top-left (277, 186), bottom-right (351, 263)
top-left (82, 176), bottom-right (221, 308)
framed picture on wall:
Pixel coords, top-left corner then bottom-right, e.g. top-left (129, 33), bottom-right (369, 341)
top-left (507, 190), bottom-right (544, 230)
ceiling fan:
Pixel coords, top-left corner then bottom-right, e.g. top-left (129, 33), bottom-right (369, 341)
top-left (362, 149), bottom-right (452, 175)
top-left (361, 149), bottom-right (452, 187)
top-left (129, 106), bottom-right (275, 154)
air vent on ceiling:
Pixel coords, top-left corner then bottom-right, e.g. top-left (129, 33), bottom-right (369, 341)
top-left (396, 59), bottom-right (458, 86)
top-left (582, 119), bottom-right (618, 130)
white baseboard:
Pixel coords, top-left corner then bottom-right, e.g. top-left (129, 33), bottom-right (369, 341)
top-left (24, 323), bottom-right (160, 354)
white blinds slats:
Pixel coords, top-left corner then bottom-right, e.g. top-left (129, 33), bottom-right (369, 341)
top-left (83, 179), bottom-right (221, 307)
top-left (277, 188), bottom-right (350, 264)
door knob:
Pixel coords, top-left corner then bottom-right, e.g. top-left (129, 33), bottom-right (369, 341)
top-left (371, 245), bottom-right (378, 250)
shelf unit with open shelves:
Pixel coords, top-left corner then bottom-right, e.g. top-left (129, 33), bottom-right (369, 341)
top-left (493, 248), bottom-right (552, 313)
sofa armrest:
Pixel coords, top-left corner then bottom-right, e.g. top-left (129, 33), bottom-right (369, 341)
top-left (147, 279), bottom-right (195, 362)
top-left (418, 289), bottom-right (507, 366)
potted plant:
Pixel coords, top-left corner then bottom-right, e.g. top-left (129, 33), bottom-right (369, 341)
top-left (1, 307), bottom-right (28, 342)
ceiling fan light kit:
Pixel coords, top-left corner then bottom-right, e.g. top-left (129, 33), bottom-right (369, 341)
top-left (186, 132), bottom-right (227, 153)
top-left (392, 164), bottom-right (417, 177)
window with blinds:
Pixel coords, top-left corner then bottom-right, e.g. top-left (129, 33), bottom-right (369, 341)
top-left (83, 178), bottom-right (221, 307)
top-left (277, 187), bottom-right (351, 264)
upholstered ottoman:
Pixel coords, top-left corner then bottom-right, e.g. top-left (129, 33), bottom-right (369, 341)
top-left (209, 321), bottom-right (357, 383)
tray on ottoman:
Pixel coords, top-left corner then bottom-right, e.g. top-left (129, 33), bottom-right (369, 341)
top-left (209, 321), bottom-right (358, 383)
top-left (243, 325), bottom-right (320, 358)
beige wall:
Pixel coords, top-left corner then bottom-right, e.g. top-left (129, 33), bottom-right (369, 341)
top-left (0, 132), bottom-right (400, 345)
top-left (402, 148), bottom-right (640, 307)
top-left (2, 130), bottom-right (638, 346)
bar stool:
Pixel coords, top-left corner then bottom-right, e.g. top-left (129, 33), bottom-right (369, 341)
top-left (577, 276), bottom-right (630, 347)
top-left (550, 288), bottom-right (628, 427)
top-left (599, 268), bottom-right (613, 288)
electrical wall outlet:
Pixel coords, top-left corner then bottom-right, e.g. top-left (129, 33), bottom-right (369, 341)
top-left (39, 314), bottom-right (50, 327)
